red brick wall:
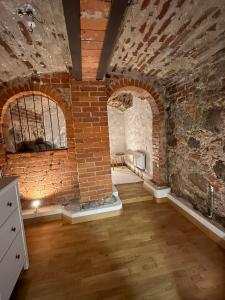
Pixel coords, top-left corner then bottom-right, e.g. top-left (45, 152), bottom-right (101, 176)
top-left (72, 81), bottom-right (112, 202)
top-left (0, 72), bottom-right (79, 209)
top-left (3, 150), bottom-right (79, 209)
top-left (0, 72), bottom-right (112, 208)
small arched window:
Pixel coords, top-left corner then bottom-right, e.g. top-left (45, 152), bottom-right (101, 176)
top-left (4, 94), bottom-right (67, 153)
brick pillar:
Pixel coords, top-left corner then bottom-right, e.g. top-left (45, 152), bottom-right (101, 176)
top-left (72, 81), bottom-right (112, 202)
top-left (152, 114), bottom-right (167, 186)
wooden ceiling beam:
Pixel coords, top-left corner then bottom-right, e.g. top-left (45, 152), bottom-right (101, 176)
top-left (62, 0), bottom-right (82, 80)
top-left (96, 0), bottom-right (130, 80)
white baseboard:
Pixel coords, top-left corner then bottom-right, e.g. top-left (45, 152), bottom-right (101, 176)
top-left (112, 184), bottom-right (118, 197)
top-left (22, 205), bottom-right (62, 219)
top-left (22, 189), bottom-right (122, 222)
top-left (168, 193), bottom-right (225, 241)
top-left (143, 181), bottom-right (171, 198)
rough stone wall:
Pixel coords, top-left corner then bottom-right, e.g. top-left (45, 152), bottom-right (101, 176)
top-left (107, 0), bottom-right (225, 228)
top-left (108, 93), bottom-right (133, 111)
top-left (166, 64), bottom-right (225, 228)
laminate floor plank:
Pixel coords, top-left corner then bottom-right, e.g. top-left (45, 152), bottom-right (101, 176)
top-left (11, 184), bottom-right (225, 300)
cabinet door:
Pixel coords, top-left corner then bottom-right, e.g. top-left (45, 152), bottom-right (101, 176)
top-left (0, 233), bottom-right (25, 300)
top-left (0, 186), bottom-right (18, 227)
top-left (0, 209), bottom-right (22, 261)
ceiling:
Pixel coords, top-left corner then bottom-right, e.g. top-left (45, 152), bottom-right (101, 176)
top-left (80, 0), bottom-right (110, 79)
top-left (110, 0), bottom-right (225, 81)
top-left (0, 0), bottom-right (71, 83)
top-left (0, 0), bottom-right (225, 83)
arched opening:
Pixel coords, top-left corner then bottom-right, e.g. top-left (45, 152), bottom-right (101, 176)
top-left (108, 93), bottom-right (153, 184)
top-left (2, 93), bottom-right (67, 153)
top-left (107, 80), bottom-right (167, 186)
top-left (0, 87), bottom-right (78, 209)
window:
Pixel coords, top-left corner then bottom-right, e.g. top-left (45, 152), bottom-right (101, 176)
top-left (4, 94), bottom-right (67, 153)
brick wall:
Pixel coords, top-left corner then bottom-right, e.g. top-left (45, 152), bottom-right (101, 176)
top-left (72, 81), bottom-right (112, 202)
top-left (3, 150), bottom-right (79, 209)
top-left (0, 72), bottom-right (112, 208)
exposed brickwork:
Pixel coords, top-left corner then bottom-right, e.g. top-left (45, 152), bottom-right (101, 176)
top-left (110, 0), bottom-right (225, 80)
top-left (3, 150), bottom-right (78, 209)
top-left (0, 73), bottom-right (112, 207)
top-left (106, 77), bottom-right (167, 186)
top-left (71, 81), bottom-right (112, 202)
top-left (0, 72), bottom-right (77, 208)
top-left (80, 0), bottom-right (111, 79)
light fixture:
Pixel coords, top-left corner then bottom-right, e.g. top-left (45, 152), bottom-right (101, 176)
top-left (32, 199), bottom-right (41, 214)
top-left (17, 4), bottom-right (44, 33)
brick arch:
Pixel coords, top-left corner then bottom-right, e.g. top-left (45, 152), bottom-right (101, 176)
top-left (0, 83), bottom-right (75, 151)
top-left (106, 79), bottom-right (167, 186)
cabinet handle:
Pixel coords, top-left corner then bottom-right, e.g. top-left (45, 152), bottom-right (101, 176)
top-left (7, 202), bottom-right (12, 207)
top-left (15, 254), bottom-right (20, 259)
top-left (11, 227), bottom-right (16, 232)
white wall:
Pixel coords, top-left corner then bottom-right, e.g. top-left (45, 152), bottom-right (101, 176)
top-left (107, 96), bottom-right (152, 178)
top-left (124, 96), bottom-right (152, 177)
top-left (107, 106), bottom-right (126, 154)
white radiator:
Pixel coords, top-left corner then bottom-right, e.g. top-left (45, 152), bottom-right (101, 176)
top-left (133, 151), bottom-right (146, 170)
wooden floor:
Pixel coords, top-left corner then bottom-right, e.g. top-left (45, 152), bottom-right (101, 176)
top-left (116, 182), bottom-right (154, 204)
top-left (12, 183), bottom-right (225, 300)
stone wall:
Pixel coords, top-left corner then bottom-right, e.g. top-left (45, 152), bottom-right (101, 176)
top-left (166, 64), bottom-right (225, 228)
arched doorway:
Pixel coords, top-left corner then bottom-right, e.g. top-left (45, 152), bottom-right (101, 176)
top-left (106, 79), bottom-right (167, 186)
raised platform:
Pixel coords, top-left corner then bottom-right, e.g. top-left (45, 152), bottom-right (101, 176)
top-left (22, 186), bottom-right (122, 224)
top-left (62, 195), bottom-right (122, 224)
top-left (143, 180), bottom-right (171, 202)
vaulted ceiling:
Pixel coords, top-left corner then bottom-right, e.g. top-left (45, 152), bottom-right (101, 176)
top-left (0, 0), bottom-right (225, 83)
top-left (110, 0), bottom-right (225, 81)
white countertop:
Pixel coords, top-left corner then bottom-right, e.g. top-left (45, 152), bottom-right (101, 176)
top-left (0, 176), bottom-right (18, 192)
